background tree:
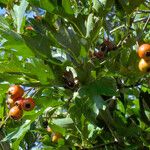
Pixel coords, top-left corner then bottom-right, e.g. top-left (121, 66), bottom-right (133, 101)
top-left (0, 0), bottom-right (150, 149)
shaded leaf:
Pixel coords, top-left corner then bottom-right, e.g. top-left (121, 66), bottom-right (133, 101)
top-left (24, 58), bottom-right (54, 84)
top-left (80, 77), bottom-right (118, 96)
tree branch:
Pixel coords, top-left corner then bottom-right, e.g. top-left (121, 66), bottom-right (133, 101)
top-left (86, 141), bottom-right (119, 149)
top-left (137, 10), bottom-right (150, 13)
top-left (133, 17), bottom-right (149, 23)
top-left (143, 14), bottom-right (150, 30)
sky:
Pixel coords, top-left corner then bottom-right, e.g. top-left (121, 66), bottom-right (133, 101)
top-left (0, 7), bottom-right (6, 15)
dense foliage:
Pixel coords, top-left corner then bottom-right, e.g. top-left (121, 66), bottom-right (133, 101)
top-left (0, 0), bottom-right (150, 149)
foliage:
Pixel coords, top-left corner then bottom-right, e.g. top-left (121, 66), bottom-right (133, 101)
top-left (0, 0), bottom-right (150, 149)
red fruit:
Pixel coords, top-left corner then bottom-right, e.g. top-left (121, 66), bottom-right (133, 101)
top-left (103, 39), bottom-right (115, 50)
top-left (14, 99), bottom-right (24, 109)
top-left (22, 98), bottom-right (35, 111)
top-left (94, 51), bottom-right (104, 59)
top-left (25, 26), bottom-right (34, 31)
top-left (138, 44), bottom-right (150, 60)
top-left (8, 85), bottom-right (24, 100)
top-left (34, 15), bottom-right (42, 21)
top-left (9, 106), bottom-right (23, 120)
top-left (138, 59), bottom-right (150, 73)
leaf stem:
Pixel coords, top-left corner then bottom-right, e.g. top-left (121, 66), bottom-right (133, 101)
top-left (110, 25), bottom-right (125, 34)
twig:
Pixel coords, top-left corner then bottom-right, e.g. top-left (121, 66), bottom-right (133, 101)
top-left (124, 82), bottom-right (141, 88)
top-left (110, 25), bottom-right (125, 34)
top-left (0, 116), bottom-right (9, 129)
top-left (137, 10), bottom-right (150, 13)
top-left (133, 17), bottom-right (149, 23)
top-left (143, 14), bottom-right (150, 30)
top-left (117, 32), bottom-right (131, 48)
top-left (87, 141), bottom-right (119, 149)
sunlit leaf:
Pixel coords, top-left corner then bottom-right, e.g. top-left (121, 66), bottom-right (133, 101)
top-left (11, 0), bottom-right (28, 33)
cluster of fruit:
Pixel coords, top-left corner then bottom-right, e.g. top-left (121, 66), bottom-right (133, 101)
top-left (138, 44), bottom-right (150, 73)
top-left (6, 85), bottom-right (35, 120)
top-left (89, 38), bottom-right (117, 60)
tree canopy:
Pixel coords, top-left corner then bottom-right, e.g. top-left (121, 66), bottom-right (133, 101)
top-left (0, 0), bottom-right (150, 149)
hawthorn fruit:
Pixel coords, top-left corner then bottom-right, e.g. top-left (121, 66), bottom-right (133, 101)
top-left (6, 98), bottom-right (14, 109)
top-left (25, 26), bottom-right (34, 31)
top-left (138, 44), bottom-right (150, 61)
top-left (8, 85), bottom-right (24, 100)
top-left (9, 105), bottom-right (23, 120)
top-left (138, 59), bottom-right (150, 73)
top-left (22, 98), bottom-right (35, 111)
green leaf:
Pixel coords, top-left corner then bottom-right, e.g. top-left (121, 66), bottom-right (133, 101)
top-left (92, 0), bottom-right (102, 12)
top-left (92, 96), bottom-right (106, 115)
top-left (117, 100), bottom-right (125, 114)
top-left (36, 97), bottom-right (64, 108)
top-left (62, 0), bottom-right (74, 15)
top-left (49, 124), bottom-right (66, 135)
top-left (0, 55), bottom-right (25, 73)
top-left (0, 15), bottom-right (9, 28)
top-left (126, 0), bottom-right (144, 14)
top-left (0, 105), bottom-right (4, 118)
top-left (69, 97), bottom-right (98, 123)
top-left (0, 73), bottom-right (29, 84)
top-left (51, 25), bottom-right (81, 56)
top-left (39, 0), bottom-right (55, 13)
top-left (0, 16), bottom-right (34, 57)
top-left (99, 0), bottom-right (107, 5)
top-left (1, 31), bottom-right (34, 57)
top-left (11, 0), bottom-right (29, 33)
top-left (2, 120), bottom-right (31, 148)
top-left (86, 13), bottom-right (94, 38)
top-left (52, 118), bottom-right (74, 128)
top-left (24, 58), bottom-right (54, 84)
top-left (22, 34), bottom-right (52, 59)
top-left (80, 77), bottom-right (118, 96)
top-left (0, 0), bottom-right (9, 5)
top-left (80, 46), bottom-right (87, 58)
top-left (0, 84), bottom-right (9, 94)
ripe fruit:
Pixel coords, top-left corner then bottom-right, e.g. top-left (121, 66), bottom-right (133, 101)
top-left (22, 98), bottom-right (35, 111)
top-left (14, 99), bottom-right (24, 109)
top-left (34, 15), bottom-right (42, 21)
top-left (9, 106), bottom-right (23, 120)
top-left (138, 59), bottom-right (150, 73)
top-left (6, 98), bottom-right (14, 109)
top-left (93, 51), bottom-right (104, 59)
top-left (100, 38), bottom-right (116, 51)
top-left (103, 38), bottom-right (115, 51)
top-left (8, 85), bottom-right (24, 100)
top-left (51, 133), bottom-right (62, 143)
top-left (138, 44), bottom-right (150, 60)
top-left (25, 26), bottom-right (34, 31)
